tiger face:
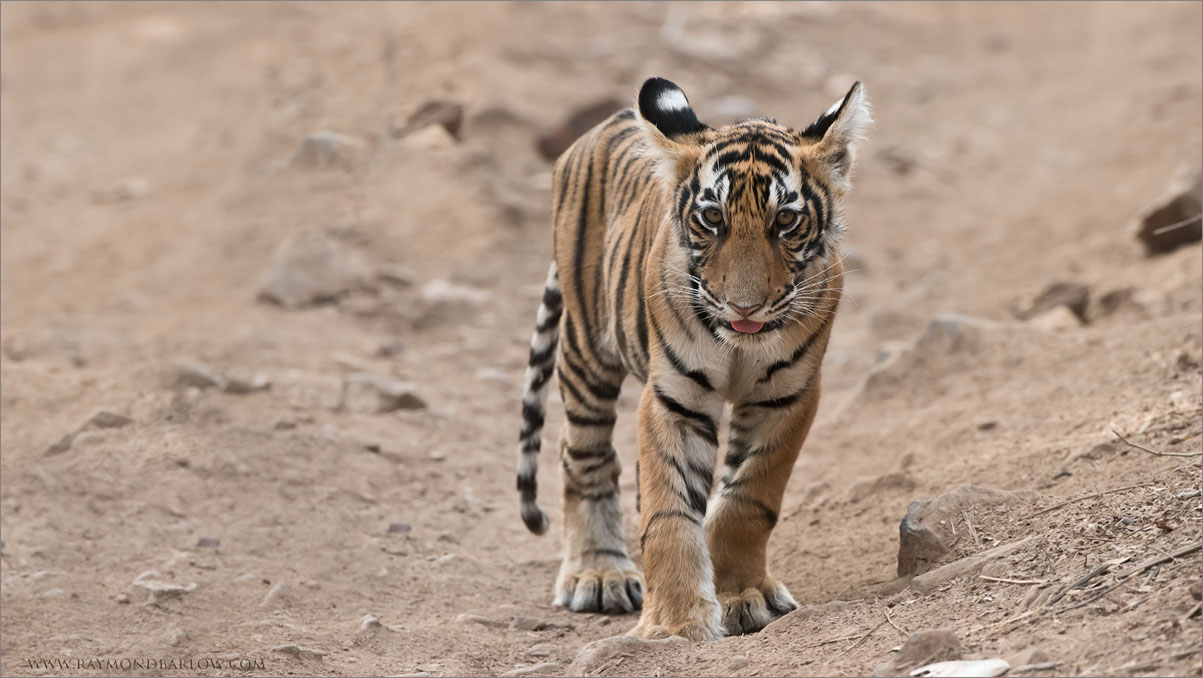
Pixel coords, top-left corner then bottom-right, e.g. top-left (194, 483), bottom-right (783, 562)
top-left (637, 78), bottom-right (870, 339)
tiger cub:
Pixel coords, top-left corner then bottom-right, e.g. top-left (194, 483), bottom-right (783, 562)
top-left (515, 77), bottom-right (870, 640)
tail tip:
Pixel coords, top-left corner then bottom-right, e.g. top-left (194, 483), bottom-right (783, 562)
top-left (521, 505), bottom-right (549, 535)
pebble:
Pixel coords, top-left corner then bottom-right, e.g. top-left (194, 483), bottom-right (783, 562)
top-left (272, 644), bottom-right (327, 660)
top-left (340, 373), bottom-right (427, 414)
top-left (290, 130), bottom-right (366, 170)
top-left (388, 522), bottom-right (413, 534)
top-left (45, 409), bottom-right (133, 455)
top-left (260, 580), bottom-right (290, 607)
top-left (1021, 281), bottom-right (1090, 323)
top-left (196, 537), bottom-right (220, 549)
top-left (392, 100), bottom-right (464, 140)
top-left (499, 662), bottom-right (559, 677)
top-left (1133, 161), bottom-right (1202, 255)
top-left (525, 643), bottom-right (557, 658)
top-left (437, 532), bottom-right (460, 544)
top-left (114, 593), bottom-right (130, 604)
top-left (360, 614), bottom-right (385, 631)
top-left (40, 588), bottom-right (67, 598)
top-left (258, 230), bottom-right (373, 308)
top-left (456, 613), bottom-right (507, 628)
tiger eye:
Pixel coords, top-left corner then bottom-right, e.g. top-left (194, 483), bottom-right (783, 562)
top-left (776, 209), bottom-right (798, 228)
top-left (702, 207), bottom-right (723, 226)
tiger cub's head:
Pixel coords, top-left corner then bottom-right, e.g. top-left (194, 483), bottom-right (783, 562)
top-left (636, 77), bottom-right (871, 337)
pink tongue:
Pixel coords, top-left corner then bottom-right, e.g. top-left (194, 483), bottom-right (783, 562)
top-left (731, 319), bottom-right (765, 334)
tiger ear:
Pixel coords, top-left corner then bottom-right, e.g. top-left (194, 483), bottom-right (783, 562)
top-left (635, 77), bottom-right (708, 184)
top-left (800, 82), bottom-right (872, 193)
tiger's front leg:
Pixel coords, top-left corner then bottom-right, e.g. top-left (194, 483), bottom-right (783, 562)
top-left (629, 381), bottom-right (725, 641)
top-left (705, 379), bottom-right (821, 635)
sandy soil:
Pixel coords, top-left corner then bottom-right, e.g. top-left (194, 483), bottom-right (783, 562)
top-left (1, 2), bottom-right (1201, 676)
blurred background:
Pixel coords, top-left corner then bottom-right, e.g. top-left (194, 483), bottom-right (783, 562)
top-left (1, 3), bottom-right (1200, 676)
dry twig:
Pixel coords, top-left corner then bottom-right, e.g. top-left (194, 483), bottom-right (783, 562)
top-left (883, 606), bottom-right (907, 636)
top-left (1112, 429), bottom-right (1202, 458)
top-left (1113, 539), bottom-right (1202, 579)
top-left (980, 575), bottom-right (1048, 585)
top-left (843, 618), bottom-right (887, 654)
top-left (1022, 482), bottom-right (1152, 520)
top-left (1047, 557), bottom-right (1129, 606)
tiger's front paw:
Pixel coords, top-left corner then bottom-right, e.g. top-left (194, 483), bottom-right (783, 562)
top-left (554, 557), bottom-right (643, 614)
top-left (718, 576), bottom-right (798, 635)
top-left (628, 598), bottom-right (722, 641)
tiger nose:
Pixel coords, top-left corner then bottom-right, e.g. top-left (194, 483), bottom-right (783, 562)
top-left (728, 301), bottom-right (764, 317)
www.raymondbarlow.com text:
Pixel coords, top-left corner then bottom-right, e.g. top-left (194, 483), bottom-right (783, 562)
top-left (26, 657), bottom-right (267, 671)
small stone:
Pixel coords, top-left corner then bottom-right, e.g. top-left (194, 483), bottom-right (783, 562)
top-left (376, 339), bottom-right (406, 358)
top-left (258, 230), bottom-right (373, 308)
top-left (1020, 282), bottom-right (1090, 323)
top-left (196, 537), bottom-right (220, 549)
top-left (499, 662), bottom-right (559, 677)
top-left (173, 358), bottom-right (227, 390)
top-left (511, 616), bottom-right (549, 632)
top-left (727, 656), bottom-right (751, 671)
top-left (163, 627), bottom-right (188, 647)
top-left (437, 532), bottom-right (460, 545)
top-left (388, 522), bottom-right (412, 534)
top-left (223, 373), bottom-right (271, 395)
top-left (846, 471), bottom-right (916, 503)
top-left (114, 593), bottom-right (130, 604)
top-left (291, 130), bottom-right (366, 170)
top-left (897, 502), bottom-right (949, 578)
top-left (272, 644), bottom-right (326, 660)
top-left (1190, 581), bottom-right (1201, 601)
top-left (1027, 305), bottom-right (1082, 332)
top-left (261, 580), bottom-right (290, 607)
top-left (525, 643), bottom-right (557, 658)
top-left (340, 373), bottom-right (426, 413)
top-left (1134, 161), bottom-right (1202, 255)
top-left (40, 588), bottom-right (67, 598)
top-left (428, 450), bottom-right (446, 461)
top-left (360, 614), bottom-right (384, 631)
top-left (420, 279), bottom-right (490, 305)
top-left (977, 421), bottom-right (998, 431)
top-left (456, 613), bottom-right (506, 628)
top-left (132, 575), bottom-right (197, 605)
top-left (274, 420), bottom-right (297, 430)
top-left (882, 630), bottom-right (963, 675)
top-left (393, 100), bottom-right (464, 140)
top-left (114, 176), bottom-right (151, 201)
top-left (375, 263), bottom-right (415, 287)
top-left (537, 99), bottom-right (625, 161)
top-left (84, 410), bottom-right (133, 429)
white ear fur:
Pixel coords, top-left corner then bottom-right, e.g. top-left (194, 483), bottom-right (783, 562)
top-left (810, 82), bottom-right (873, 192)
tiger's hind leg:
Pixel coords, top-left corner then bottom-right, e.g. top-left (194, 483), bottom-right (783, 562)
top-left (552, 317), bottom-right (643, 614)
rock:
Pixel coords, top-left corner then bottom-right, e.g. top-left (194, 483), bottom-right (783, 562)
top-left (456, 613), bottom-right (507, 628)
top-left (393, 100), bottom-right (464, 140)
top-left (1094, 287), bottom-right (1137, 319)
top-left (375, 263), bottom-right (416, 287)
top-left (727, 655), bottom-right (751, 671)
top-left (1190, 581), bottom-right (1201, 601)
top-left (437, 532), bottom-right (459, 545)
top-left (39, 588), bottom-right (67, 598)
top-left (272, 644), bottom-right (326, 660)
top-left (874, 629), bottom-right (963, 676)
top-left (131, 571), bottom-right (197, 605)
top-left (1133, 161), bottom-right (1202, 255)
top-left (1027, 306), bottom-right (1081, 332)
top-left (163, 626), bottom-right (188, 647)
top-left (360, 614), bottom-right (386, 631)
top-left (46, 409), bottom-right (134, 455)
top-left (568, 635), bottom-right (687, 675)
top-left (114, 593), bottom-right (130, 604)
top-left (223, 373), bottom-right (271, 395)
top-left (525, 643), bottom-right (557, 658)
top-left (291, 130), bottom-right (366, 170)
top-left (846, 471), bottom-right (916, 503)
top-left (196, 537), bottom-right (220, 549)
top-left (260, 580), bottom-right (290, 607)
top-left (1019, 282), bottom-right (1090, 323)
top-left (399, 125), bottom-right (456, 151)
top-left (895, 485), bottom-right (1037, 578)
top-left (388, 522), bottom-right (412, 534)
top-left (536, 98), bottom-right (625, 161)
top-left (499, 662), bottom-right (559, 677)
top-left (420, 279), bottom-right (490, 305)
top-left (898, 502), bottom-right (950, 578)
top-left (340, 373), bottom-right (426, 413)
top-left (172, 358), bottom-right (227, 390)
top-left (912, 659), bottom-right (1010, 677)
top-left (258, 230), bottom-right (373, 308)
top-left (511, 616), bottom-right (574, 632)
top-left (377, 339), bottom-right (406, 358)
top-left (911, 536), bottom-right (1035, 593)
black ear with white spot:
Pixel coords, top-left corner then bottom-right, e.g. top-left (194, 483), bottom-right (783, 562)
top-left (637, 77), bottom-right (708, 140)
top-left (801, 82), bottom-right (872, 192)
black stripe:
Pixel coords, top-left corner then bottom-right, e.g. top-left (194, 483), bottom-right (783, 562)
top-left (650, 314), bottom-right (711, 390)
top-left (558, 352), bottom-right (621, 402)
top-left (565, 445), bottom-right (613, 460)
top-left (639, 509), bottom-right (701, 550)
top-left (529, 361), bottom-right (554, 393)
top-left (613, 214), bottom-right (641, 370)
top-left (556, 368), bottom-right (609, 415)
top-left (653, 386), bottom-right (718, 446)
top-left (565, 487), bottom-right (619, 502)
top-left (758, 317), bottom-right (828, 383)
top-left (517, 471), bottom-right (537, 502)
top-left (724, 493), bottom-right (778, 526)
top-left (564, 411), bottom-right (617, 428)
top-left (519, 401), bottom-right (544, 439)
top-left (581, 547), bottom-right (628, 559)
top-left (746, 386), bottom-right (808, 410)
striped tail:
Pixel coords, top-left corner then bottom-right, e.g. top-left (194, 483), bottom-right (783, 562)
top-left (517, 262), bottom-right (562, 535)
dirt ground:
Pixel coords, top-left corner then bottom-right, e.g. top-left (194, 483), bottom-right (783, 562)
top-left (2, 2), bottom-right (1201, 677)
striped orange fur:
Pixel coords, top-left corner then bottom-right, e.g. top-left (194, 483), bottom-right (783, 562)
top-left (516, 77), bottom-right (871, 639)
